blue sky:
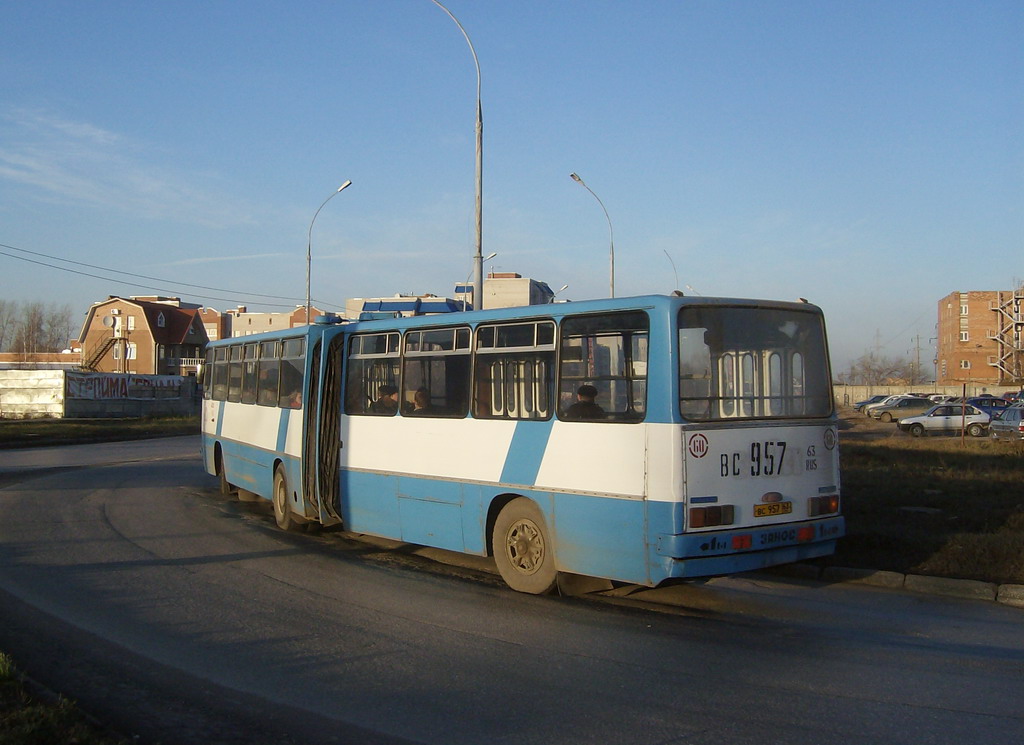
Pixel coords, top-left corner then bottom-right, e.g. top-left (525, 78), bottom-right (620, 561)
top-left (1, 1), bottom-right (1020, 371)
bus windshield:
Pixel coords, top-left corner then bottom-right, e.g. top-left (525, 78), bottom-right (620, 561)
top-left (678, 305), bottom-right (832, 421)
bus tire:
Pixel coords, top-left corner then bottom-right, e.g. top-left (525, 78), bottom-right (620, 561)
top-left (216, 451), bottom-right (233, 496)
top-left (493, 498), bottom-right (557, 595)
top-left (273, 466), bottom-right (302, 532)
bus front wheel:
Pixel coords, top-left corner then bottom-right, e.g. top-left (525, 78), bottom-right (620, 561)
top-left (273, 466), bottom-right (302, 532)
top-left (493, 498), bottom-right (558, 595)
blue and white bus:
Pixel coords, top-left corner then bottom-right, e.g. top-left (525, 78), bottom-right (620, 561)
top-left (201, 294), bottom-right (843, 594)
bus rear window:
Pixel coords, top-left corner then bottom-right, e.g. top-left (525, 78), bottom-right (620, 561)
top-left (678, 306), bottom-right (832, 421)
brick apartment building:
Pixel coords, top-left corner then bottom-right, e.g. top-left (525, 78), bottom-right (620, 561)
top-left (936, 287), bottom-right (1024, 385)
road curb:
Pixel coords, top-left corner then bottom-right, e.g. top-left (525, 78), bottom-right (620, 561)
top-left (776, 564), bottom-right (1023, 609)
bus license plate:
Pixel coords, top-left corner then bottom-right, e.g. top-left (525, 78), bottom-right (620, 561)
top-left (754, 502), bottom-right (792, 518)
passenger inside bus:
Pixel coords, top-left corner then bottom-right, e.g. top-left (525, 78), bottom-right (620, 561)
top-left (564, 384), bottom-right (605, 420)
top-left (409, 387), bottom-right (438, 415)
top-left (370, 384), bottom-right (399, 415)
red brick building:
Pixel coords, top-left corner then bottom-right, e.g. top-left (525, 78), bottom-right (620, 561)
top-left (936, 288), bottom-right (1024, 385)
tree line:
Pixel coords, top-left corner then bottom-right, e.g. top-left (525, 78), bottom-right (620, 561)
top-left (0, 300), bottom-right (74, 354)
top-left (835, 352), bottom-right (930, 386)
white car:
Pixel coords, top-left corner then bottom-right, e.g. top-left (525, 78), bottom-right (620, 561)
top-left (897, 404), bottom-right (990, 437)
top-left (862, 394), bottom-right (913, 415)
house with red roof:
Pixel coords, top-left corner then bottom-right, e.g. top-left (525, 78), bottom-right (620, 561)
top-left (77, 296), bottom-right (209, 376)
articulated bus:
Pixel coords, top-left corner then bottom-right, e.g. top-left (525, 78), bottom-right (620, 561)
top-left (201, 294), bottom-right (843, 594)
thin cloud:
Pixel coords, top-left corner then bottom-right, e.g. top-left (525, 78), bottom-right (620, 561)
top-left (0, 107), bottom-right (257, 228)
top-left (157, 253), bottom-right (290, 267)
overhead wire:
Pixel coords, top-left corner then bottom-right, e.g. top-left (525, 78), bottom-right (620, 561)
top-left (0, 242), bottom-right (337, 309)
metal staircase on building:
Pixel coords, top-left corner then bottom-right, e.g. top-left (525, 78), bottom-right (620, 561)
top-left (989, 285), bottom-right (1024, 383)
top-left (81, 337), bottom-right (116, 372)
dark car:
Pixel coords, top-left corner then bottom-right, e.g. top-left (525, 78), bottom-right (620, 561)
top-left (869, 396), bottom-right (936, 422)
top-left (989, 404), bottom-right (1024, 441)
top-left (853, 394), bottom-right (887, 412)
top-left (967, 397), bottom-right (1013, 416)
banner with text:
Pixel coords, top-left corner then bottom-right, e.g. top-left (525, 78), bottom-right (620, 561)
top-left (66, 372), bottom-right (184, 400)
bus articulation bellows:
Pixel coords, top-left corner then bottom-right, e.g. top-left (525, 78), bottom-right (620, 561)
top-left (201, 294), bottom-right (843, 594)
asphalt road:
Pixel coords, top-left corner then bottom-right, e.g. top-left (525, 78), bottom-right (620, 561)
top-left (0, 437), bottom-right (1021, 745)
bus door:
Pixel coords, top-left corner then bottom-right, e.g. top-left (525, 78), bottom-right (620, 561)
top-left (303, 336), bottom-right (344, 526)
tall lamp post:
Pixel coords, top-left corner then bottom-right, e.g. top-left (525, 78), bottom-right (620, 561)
top-left (306, 180), bottom-right (352, 324)
top-left (463, 251), bottom-right (497, 311)
top-left (569, 172), bottom-right (614, 298)
top-left (431, 0), bottom-right (483, 311)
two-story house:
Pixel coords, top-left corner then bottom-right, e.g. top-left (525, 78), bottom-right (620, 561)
top-left (78, 296), bottom-right (209, 376)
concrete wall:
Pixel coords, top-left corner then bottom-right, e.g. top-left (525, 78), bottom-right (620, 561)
top-left (835, 383), bottom-right (1021, 408)
top-left (0, 370), bottom-right (66, 418)
top-left (0, 370), bottom-right (199, 419)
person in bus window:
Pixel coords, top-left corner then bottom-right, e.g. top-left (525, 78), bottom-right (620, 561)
top-left (565, 384), bottom-right (605, 420)
top-left (370, 384), bottom-right (399, 415)
top-left (410, 387), bottom-right (437, 415)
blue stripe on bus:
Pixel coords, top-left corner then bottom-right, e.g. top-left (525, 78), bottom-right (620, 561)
top-left (276, 408), bottom-right (290, 454)
top-left (216, 400), bottom-right (226, 437)
top-left (499, 420), bottom-right (554, 487)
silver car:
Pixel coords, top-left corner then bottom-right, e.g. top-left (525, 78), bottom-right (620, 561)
top-left (988, 403), bottom-right (1024, 441)
top-left (897, 404), bottom-right (990, 437)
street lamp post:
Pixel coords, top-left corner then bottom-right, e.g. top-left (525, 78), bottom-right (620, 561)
top-left (306, 180), bottom-right (352, 324)
top-left (463, 251), bottom-right (497, 311)
top-left (431, 0), bottom-right (483, 311)
top-left (569, 172), bottom-right (614, 298)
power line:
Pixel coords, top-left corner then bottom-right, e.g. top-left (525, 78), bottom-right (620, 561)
top-left (0, 242), bottom-right (335, 309)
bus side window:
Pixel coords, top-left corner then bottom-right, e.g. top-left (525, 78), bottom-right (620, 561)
top-left (278, 338), bottom-right (305, 409)
top-left (257, 341), bottom-right (280, 406)
top-left (212, 347), bottom-right (229, 401)
top-left (558, 311), bottom-right (649, 422)
top-left (202, 349), bottom-right (214, 400)
top-left (474, 321), bottom-right (555, 420)
top-left (402, 327), bottom-right (471, 418)
top-left (345, 332), bottom-right (400, 416)
top-left (226, 344), bottom-right (243, 402)
top-left (240, 343), bottom-right (259, 404)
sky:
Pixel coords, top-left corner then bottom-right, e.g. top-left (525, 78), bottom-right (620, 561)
top-left (0, 0), bottom-right (1021, 372)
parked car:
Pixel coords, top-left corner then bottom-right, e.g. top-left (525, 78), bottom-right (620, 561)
top-left (928, 394), bottom-right (959, 404)
top-left (988, 403), bottom-right (1024, 441)
top-left (870, 396), bottom-right (936, 422)
top-left (966, 396), bottom-right (1013, 416)
top-left (897, 404), bottom-right (990, 437)
top-left (1002, 391), bottom-right (1023, 402)
top-left (853, 394), bottom-right (888, 412)
top-left (863, 394), bottom-right (912, 416)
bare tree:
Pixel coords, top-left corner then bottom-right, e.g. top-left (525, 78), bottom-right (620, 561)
top-left (0, 299), bottom-right (16, 352)
top-left (841, 353), bottom-right (924, 386)
top-left (9, 302), bottom-right (73, 354)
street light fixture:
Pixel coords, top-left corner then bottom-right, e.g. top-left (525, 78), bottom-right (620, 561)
top-left (569, 172), bottom-right (614, 298)
top-left (431, 0), bottom-right (484, 312)
top-left (306, 180), bottom-right (352, 324)
top-left (550, 283), bottom-right (569, 303)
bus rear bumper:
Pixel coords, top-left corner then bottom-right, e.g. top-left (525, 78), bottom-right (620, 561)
top-left (654, 516), bottom-right (844, 580)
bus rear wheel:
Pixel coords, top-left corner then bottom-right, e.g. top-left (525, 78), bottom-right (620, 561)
top-left (216, 451), bottom-right (233, 496)
top-left (493, 498), bottom-right (557, 595)
top-left (273, 466), bottom-right (303, 532)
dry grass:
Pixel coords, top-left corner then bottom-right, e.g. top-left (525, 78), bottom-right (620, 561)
top-left (0, 653), bottom-right (129, 745)
top-left (0, 416), bottom-right (198, 449)
top-left (835, 409), bottom-right (1024, 583)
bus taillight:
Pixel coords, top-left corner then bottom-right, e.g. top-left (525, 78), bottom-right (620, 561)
top-left (689, 505), bottom-right (735, 528)
top-left (807, 495), bottom-right (840, 516)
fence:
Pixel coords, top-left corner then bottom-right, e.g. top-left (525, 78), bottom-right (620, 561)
top-left (0, 370), bottom-right (200, 419)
